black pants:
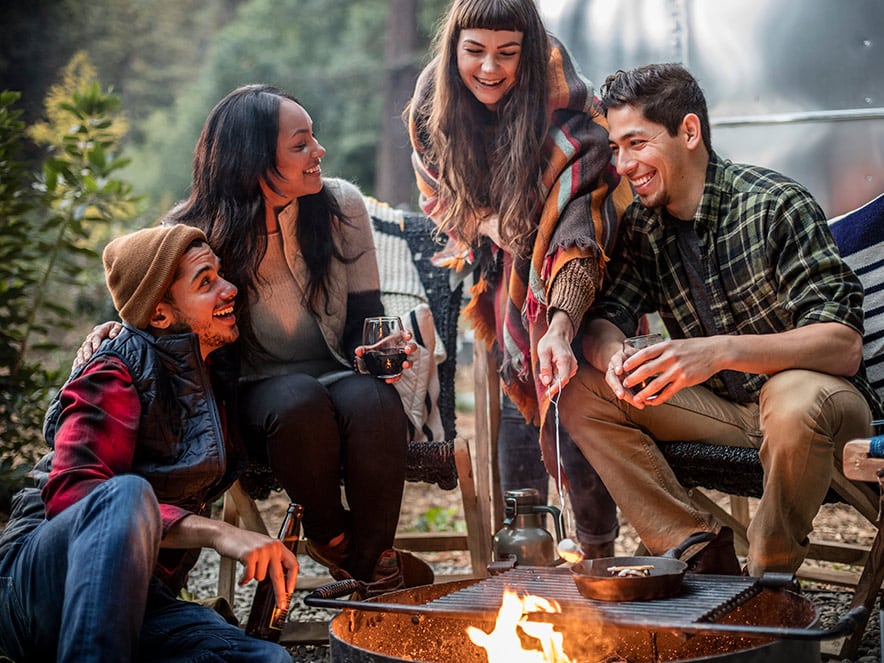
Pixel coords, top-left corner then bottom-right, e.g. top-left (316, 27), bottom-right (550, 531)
top-left (240, 371), bottom-right (408, 580)
top-left (499, 394), bottom-right (619, 545)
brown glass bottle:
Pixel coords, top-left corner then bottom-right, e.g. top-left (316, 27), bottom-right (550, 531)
top-left (244, 502), bottom-right (303, 641)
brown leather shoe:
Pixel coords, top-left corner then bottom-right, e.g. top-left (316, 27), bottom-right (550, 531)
top-left (398, 549), bottom-right (435, 587)
top-left (352, 548), bottom-right (435, 599)
top-left (358, 549), bottom-right (406, 598)
top-left (685, 526), bottom-right (741, 575)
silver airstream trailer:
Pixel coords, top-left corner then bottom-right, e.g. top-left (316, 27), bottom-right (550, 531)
top-left (539, 0), bottom-right (884, 217)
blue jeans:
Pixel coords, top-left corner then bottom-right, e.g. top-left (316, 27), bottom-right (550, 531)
top-left (498, 395), bottom-right (618, 545)
top-left (0, 475), bottom-right (290, 662)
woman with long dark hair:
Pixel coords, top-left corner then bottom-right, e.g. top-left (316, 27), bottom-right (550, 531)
top-left (406, 0), bottom-right (634, 557)
top-left (166, 84), bottom-right (431, 592)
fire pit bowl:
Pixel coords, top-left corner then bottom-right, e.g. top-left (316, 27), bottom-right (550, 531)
top-left (309, 569), bottom-right (864, 662)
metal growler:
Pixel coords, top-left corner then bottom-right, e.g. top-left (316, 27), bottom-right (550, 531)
top-left (491, 488), bottom-right (564, 566)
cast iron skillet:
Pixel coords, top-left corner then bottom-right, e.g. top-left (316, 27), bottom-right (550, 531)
top-left (571, 531), bottom-right (716, 601)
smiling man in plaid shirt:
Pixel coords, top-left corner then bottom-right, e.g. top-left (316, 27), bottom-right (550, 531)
top-left (559, 63), bottom-right (882, 577)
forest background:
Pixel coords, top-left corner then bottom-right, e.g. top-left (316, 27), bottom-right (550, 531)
top-left (0, 0), bottom-right (456, 510)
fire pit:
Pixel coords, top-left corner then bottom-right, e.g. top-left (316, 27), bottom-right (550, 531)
top-left (306, 567), bottom-right (866, 662)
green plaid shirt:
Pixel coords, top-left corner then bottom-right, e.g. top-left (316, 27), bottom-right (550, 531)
top-left (591, 153), bottom-right (881, 415)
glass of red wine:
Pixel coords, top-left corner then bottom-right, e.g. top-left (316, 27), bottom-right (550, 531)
top-left (361, 316), bottom-right (408, 379)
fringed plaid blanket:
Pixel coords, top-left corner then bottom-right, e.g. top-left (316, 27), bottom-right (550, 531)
top-left (408, 36), bottom-right (632, 454)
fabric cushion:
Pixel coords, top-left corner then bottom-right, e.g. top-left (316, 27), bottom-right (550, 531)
top-left (829, 192), bottom-right (884, 400)
top-left (365, 197), bottom-right (428, 317)
top-left (363, 196), bottom-right (463, 489)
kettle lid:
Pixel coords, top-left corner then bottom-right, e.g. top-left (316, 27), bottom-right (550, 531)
top-left (504, 487), bottom-right (544, 508)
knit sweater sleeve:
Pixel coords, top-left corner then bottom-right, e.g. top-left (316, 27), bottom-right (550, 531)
top-left (548, 257), bottom-right (598, 331)
top-left (327, 178), bottom-right (385, 357)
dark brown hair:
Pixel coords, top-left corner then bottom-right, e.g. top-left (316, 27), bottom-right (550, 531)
top-left (416, 0), bottom-right (550, 255)
top-left (600, 63), bottom-right (712, 153)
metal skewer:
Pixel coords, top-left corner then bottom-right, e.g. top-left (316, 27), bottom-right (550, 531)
top-left (547, 377), bottom-right (584, 564)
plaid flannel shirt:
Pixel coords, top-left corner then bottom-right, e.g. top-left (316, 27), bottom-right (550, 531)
top-left (589, 152), bottom-right (882, 415)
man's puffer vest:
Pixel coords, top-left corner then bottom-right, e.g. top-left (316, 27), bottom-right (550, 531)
top-left (43, 326), bottom-right (240, 510)
top-left (2, 326), bottom-right (244, 590)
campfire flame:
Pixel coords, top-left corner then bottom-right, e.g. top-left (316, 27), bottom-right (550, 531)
top-left (467, 589), bottom-right (574, 662)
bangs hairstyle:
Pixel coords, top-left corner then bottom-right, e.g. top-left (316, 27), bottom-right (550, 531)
top-left (426, 0), bottom-right (550, 256)
top-left (600, 63), bottom-right (712, 153)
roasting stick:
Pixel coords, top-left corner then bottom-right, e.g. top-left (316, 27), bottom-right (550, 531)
top-left (547, 377), bottom-right (569, 533)
top-left (548, 377), bottom-right (584, 563)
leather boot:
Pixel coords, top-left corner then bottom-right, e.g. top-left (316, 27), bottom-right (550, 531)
top-left (581, 540), bottom-right (615, 559)
top-left (685, 526), bottom-right (741, 575)
top-left (305, 532), bottom-right (353, 581)
top-left (353, 549), bottom-right (435, 599)
top-left (398, 549), bottom-right (435, 587)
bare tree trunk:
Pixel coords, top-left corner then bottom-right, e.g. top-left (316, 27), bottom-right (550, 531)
top-left (375, 0), bottom-right (418, 208)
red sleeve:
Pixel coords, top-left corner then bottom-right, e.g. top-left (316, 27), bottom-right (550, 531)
top-left (42, 357), bottom-right (191, 533)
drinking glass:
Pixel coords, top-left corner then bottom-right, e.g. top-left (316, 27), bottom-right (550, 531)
top-left (361, 316), bottom-right (407, 379)
top-left (622, 333), bottom-right (664, 399)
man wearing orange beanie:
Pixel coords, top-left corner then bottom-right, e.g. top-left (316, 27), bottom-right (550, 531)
top-left (0, 225), bottom-right (295, 662)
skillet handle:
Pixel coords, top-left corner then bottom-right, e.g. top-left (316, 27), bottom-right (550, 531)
top-left (306, 578), bottom-right (363, 600)
top-left (663, 530), bottom-right (717, 560)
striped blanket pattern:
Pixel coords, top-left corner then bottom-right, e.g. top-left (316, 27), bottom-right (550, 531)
top-left (829, 192), bottom-right (884, 400)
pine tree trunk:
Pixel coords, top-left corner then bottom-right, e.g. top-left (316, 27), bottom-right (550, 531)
top-left (375, 0), bottom-right (418, 208)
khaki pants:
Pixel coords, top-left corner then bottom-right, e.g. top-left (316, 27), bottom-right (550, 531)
top-left (559, 366), bottom-right (873, 575)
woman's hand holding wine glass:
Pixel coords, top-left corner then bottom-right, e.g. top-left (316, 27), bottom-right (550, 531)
top-left (355, 316), bottom-right (415, 383)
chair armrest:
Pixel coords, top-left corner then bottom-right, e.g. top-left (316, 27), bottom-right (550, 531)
top-left (844, 439), bottom-right (884, 482)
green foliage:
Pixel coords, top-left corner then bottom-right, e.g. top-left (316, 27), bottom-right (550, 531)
top-left (0, 0), bottom-right (241, 131)
top-left (3, 0), bottom-right (453, 213)
top-left (0, 90), bottom-right (50, 505)
top-left (28, 52), bottom-right (128, 150)
top-left (0, 56), bottom-right (139, 507)
top-left (413, 505), bottom-right (466, 533)
top-left (128, 0), bottom-right (450, 207)
top-left (127, 0), bottom-right (386, 203)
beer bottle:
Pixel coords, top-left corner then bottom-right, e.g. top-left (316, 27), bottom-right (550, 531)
top-left (245, 502), bottom-right (303, 641)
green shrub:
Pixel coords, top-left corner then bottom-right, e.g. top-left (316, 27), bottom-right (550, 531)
top-left (0, 55), bottom-right (138, 510)
top-left (414, 505), bottom-right (466, 533)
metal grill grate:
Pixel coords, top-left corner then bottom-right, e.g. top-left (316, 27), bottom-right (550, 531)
top-left (308, 568), bottom-right (866, 641)
top-left (423, 567), bottom-right (762, 628)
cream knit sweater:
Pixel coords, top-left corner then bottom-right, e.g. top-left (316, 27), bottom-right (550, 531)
top-left (242, 178), bottom-right (381, 379)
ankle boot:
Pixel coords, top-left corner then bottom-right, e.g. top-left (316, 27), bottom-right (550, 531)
top-left (685, 526), bottom-right (741, 575)
top-left (352, 549), bottom-right (405, 599)
top-left (398, 549), bottom-right (435, 587)
top-left (352, 549), bottom-right (435, 599)
top-left (305, 532), bottom-right (352, 581)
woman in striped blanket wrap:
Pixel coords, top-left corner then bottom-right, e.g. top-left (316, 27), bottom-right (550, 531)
top-left (405, 0), bottom-right (634, 558)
